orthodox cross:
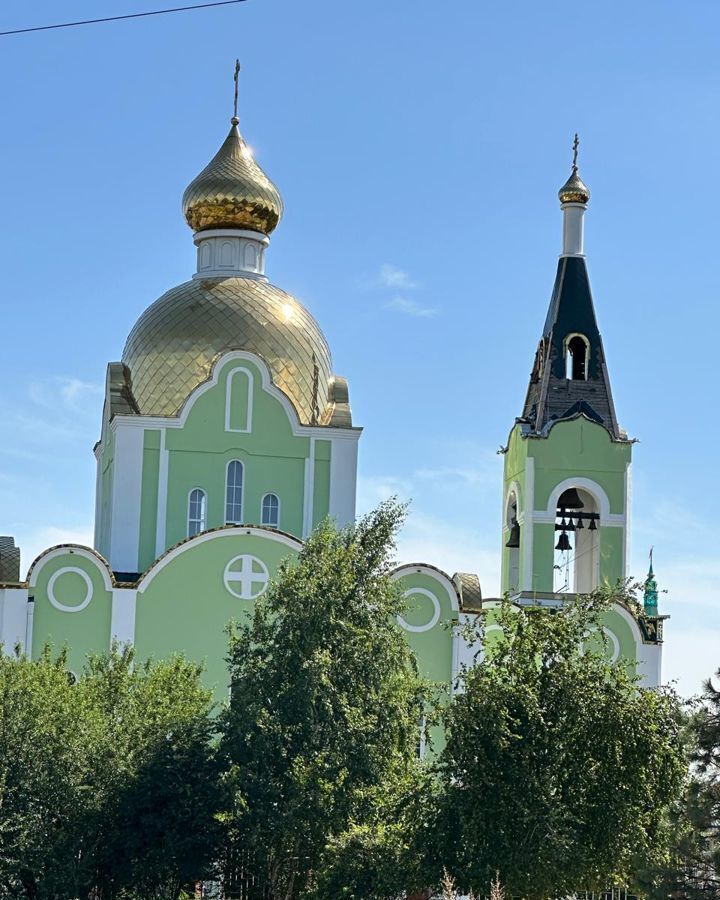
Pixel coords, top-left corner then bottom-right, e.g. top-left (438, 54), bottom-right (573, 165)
top-left (232, 58), bottom-right (240, 124)
top-left (572, 133), bottom-right (579, 172)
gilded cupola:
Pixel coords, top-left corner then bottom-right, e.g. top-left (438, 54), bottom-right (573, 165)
top-left (120, 70), bottom-right (353, 430)
top-left (182, 119), bottom-right (284, 235)
top-left (558, 169), bottom-right (590, 205)
top-left (558, 134), bottom-right (590, 205)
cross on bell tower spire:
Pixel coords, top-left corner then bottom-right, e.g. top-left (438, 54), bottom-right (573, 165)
top-left (232, 58), bottom-right (240, 125)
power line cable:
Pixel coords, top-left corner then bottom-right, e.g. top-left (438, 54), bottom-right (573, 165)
top-left (0, 0), bottom-right (248, 37)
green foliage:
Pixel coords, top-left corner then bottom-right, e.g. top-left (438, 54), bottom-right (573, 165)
top-left (0, 644), bottom-right (221, 899)
top-left (220, 500), bottom-right (428, 899)
top-left (425, 590), bottom-right (686, 899)
top-left (638, 669), bottom-right (720, 899)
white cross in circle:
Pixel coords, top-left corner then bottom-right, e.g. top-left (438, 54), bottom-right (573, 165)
top-left (224, 554), bottom-right (269, 600)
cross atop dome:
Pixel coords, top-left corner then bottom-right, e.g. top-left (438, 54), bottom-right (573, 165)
top-left (558, 132), bottom-right (590, 206)
top-left (182, 63), bottom-right (283, 235)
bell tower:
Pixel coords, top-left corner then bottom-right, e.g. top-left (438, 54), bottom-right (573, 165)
top-left (501, 139), bottom-right (632, 598)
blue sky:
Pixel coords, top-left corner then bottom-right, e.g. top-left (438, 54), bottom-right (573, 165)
top-left (0, 0), bottom-right (718, 696)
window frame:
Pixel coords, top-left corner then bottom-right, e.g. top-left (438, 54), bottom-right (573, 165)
top-left (187, 487), bottom-right (208, 537)
top-left (260, 492), bottom-right (280, 529)
top-left (225, 460), bottom-right (244, 524)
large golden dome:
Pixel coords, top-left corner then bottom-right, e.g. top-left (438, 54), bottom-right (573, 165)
top-left (122, 277), bottom-right (332, 423)
top-left (182, 123), bottom-right (283, 234)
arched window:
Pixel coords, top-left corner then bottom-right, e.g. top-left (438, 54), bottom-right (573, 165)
top-left (261, 493), bottom-right (280, 529)
top-left (188, 488), bottom-right (207, 537)
top-left (553, 486), bottom-right (600, 594)
top-left (225, 461), bottom-right (244, 524)
top-left (505, 490), bottom-right (520, 593)
top-left (565, 334), bottom-right (589, 381)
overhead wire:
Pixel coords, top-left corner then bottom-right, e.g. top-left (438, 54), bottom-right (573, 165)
top-left (0, 0), bottom-right (248, 37)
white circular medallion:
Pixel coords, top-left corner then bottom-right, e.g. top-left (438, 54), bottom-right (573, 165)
top-left (224, 554), bottom-right (270, 600)
top-left (47, 567), bottom-right (93, 613)
top-left (580, 626), bottom-right (620, 663)
top-left (397, 588), bottom-right (441, 633)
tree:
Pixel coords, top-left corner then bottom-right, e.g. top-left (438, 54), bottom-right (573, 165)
top-left (220, 500), bottom-right (427, 900)
top-left (425, 590), bottom-right (686, 899)
top-left (0, 645), bottom-right (221, 900)
top-left (639, 669), bottom-right (720, 900)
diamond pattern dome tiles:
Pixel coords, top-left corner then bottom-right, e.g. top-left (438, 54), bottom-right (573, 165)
top-left (122, 277), bottom-right (332, 423)
top-left (182, 124), bottom-right (283, 235)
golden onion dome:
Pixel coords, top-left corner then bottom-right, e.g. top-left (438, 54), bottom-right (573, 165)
top-left (182, 122), bottom-right (284, 235)
top-left (558, 168), bottom-right (590, 204)
top-left (122, 277), bottom-right (331, 423)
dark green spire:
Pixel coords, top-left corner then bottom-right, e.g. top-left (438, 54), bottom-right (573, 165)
top-left (643, 549), bottom-right (659, 616)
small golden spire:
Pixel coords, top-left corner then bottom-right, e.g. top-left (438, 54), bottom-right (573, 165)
top-left (558, 132), bottom-right (590, 205)
top-left (232, 58), bottom-right (240, 125)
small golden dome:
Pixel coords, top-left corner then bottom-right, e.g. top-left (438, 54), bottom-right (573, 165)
top-left (122, 277), bottom-right (331, 423)
top-left (558, 168), bottom-right (590, 205)
top-left (182, 122), bottom-right (283, 235)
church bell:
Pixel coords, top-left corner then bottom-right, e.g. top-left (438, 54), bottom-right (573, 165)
top-left (557, 487), bottom-right (584, 510)
top-left (505, 519), bottom-right (520, 548)
top-left (555, 531), bottom-right (572, 552)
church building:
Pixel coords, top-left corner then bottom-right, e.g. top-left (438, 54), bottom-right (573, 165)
top-left (0, 89), bottom-right (665, 703)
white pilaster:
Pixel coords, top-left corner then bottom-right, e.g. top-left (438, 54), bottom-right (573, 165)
top-left (521, 457), bottom-right (535, 591)
top-left (0, 588), bottom-right (29, 654)
top-left (637, 639), bottom-right (662, 688)
top-left (560, 202), bottom-right (586, 257)
top-left (302, 438), bottom-right (316, 538)
top-left (155, 429), bottom-right (169, 559)
top-left (109, 424), bottom-right (145, 572)
top-left (110, 588), bottom-right (137, 646)
top-left (328, 435), bottom-right (359, 528)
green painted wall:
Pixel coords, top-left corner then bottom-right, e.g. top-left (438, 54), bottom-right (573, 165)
top-left (30, 552), bottom-right (113, 678)
top-left (529, 419), bottom-right (630, 514)
top-left (24, 535), bottom-right (650, 722)
top-left (134, 532), bottom-right (299, 696)
top-left (124, 358), bottom-right (337, 556)
top-left (502, 418), bottom-right (631, 594)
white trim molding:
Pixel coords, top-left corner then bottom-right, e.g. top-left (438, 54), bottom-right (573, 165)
top-left (47, 567), bottom-right (94, 613)
top-left (224, 366), bottom-right (254, 433)
top-left (397, 588), bottom-right (441, 633)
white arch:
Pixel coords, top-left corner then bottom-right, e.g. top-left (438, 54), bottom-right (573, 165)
top-left (28, 545), bottom-right (114, 591)
top-left (545, 477), bottom-right (612, 521)
top-left (505, 481), bottom-right (522, 523)
top-left (391, 564), bottom-right (460, 613)
top-left (564, 332), bottom-right (590, 380)
top-left (137, 526), bottom-right (303, 592)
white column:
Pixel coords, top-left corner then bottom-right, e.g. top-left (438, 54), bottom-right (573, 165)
top-left (561, 202), bottom-right (586, 257)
